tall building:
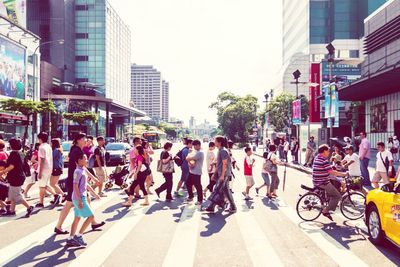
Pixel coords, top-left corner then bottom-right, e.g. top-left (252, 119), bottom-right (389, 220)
top-left (278, 0), bottom-right (387, 96)
top-left (131, 64), bottom-right (170, 122)
top-left (162, 80), bottom-right (169, 122)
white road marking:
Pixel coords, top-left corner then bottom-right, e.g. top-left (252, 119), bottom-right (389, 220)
top-left (68, 204), bottom-right (152, 267)
top-left (0, 190), bottom-right (120, 266)
top-left (162, 203), bottom-right (201, 267)
top-left (272, 198), bottom-right (368, 267)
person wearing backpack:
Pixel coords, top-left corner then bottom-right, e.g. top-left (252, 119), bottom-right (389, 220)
top-left (255, 151), bottom-right (270, 197)
top-left (372, 142), bottom-right (394, 188)
top-left (174, 138), bottom-right (193, 197)
top-left (267, 144), bottom-right (280, 199)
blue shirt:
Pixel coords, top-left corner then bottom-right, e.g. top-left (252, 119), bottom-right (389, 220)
top-left (53, 149), bottom-right (64, 169)
top-left (72, 166), bottom-right (87, 201)
top-left (181, 147), bottom-right (190, 171)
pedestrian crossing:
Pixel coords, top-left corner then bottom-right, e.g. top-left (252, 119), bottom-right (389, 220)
top-left (0, 182), bottom-right (398, 267)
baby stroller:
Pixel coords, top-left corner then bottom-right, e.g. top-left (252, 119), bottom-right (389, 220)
top-left (105, 165), bottom-right (130, 190)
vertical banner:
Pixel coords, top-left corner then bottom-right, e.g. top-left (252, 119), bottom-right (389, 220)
top-left (292, 99), bottom-right (301, 125)
top-left (309, 63), bottom-right (320, 122)
top-left (323, 84), bottom-right (330, 119)
top-left (330, 83), bottom-right (339, 127)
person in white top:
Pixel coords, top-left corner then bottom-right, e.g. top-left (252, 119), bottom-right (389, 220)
top-left (255, 151), bottom-right (270, 197)
top-left (342, 146), bottom-right (361, 177)
top-left (203, 142), bottom-right (217, 197)
top-left (372, 142), bottom-right (394, 189)
top-left (37, 132), bottom-right (58, 208)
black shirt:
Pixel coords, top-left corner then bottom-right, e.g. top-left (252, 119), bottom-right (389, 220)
top-left (6, 151), bottom-right (25, 186)
top-left (160, 151), bottom-right (170, 160)
top-left (68, 145), bottom-right (84, 182)
top-left (93, 146), bottom-right (106, 168)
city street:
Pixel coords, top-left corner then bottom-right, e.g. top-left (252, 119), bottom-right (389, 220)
top-left (0, 144), bottom-right (399, 267)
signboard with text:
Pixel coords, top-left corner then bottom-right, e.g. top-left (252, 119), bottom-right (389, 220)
top-left (309, 63), bottom-right (320, 122)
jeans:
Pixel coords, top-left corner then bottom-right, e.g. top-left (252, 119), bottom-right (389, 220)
top-left (360, 158), bottom-right (371, 186)
top-left (186, 173), bottom-right (203, 202)
top-left (156, 173), bottom-right (173, 199)
top-left (206, 173), bottom-right (216, 192)
top-left (128, 171), bottom-right (148, 196)
top-left (209, 178), bottom-right (236, 211)
top-left (319, 183), bottom-right (341, 211)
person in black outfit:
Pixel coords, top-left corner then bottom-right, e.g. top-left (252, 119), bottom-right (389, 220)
top-left (155, 142), bottom-right (174, 201)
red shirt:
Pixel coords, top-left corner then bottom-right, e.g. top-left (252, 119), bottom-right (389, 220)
top-left (0, 151), bottom-right (8, 162)
top-left (244, 156), bottom-right (253, 176)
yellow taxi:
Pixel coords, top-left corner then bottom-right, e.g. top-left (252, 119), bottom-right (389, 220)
top-left (365, 182), bottom-right (400, 247)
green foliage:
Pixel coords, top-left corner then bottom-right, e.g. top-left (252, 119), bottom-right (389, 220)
top-left (210, 92), bottom-right (258, 143)
top-left (159, 122), bottom-right (178, 138)
top-left (63, 111), bottom-right (98, 125)
top-left (266, 93), bottom-right (309, 132)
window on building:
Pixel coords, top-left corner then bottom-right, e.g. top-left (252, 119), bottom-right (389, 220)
top-left (76, 33), bottom-right (89, 39)
top-left (76, 55), bottom-right (89, 61)
top-left (75, 5), bottom-right (88, 10)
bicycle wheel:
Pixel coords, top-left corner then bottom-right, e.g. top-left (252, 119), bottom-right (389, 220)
top-left (340, 191), bottom-right (366, 220)
top-left (296, 192), bottom-right (323, 221)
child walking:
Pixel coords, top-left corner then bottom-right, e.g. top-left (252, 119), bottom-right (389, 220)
top-left (66, 154), bottom-right (100, 247)
top-left (242, 147), bottom-right (255, 200)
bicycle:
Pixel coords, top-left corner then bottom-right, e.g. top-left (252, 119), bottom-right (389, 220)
top-left (296, 176), bottom-right (365, 221)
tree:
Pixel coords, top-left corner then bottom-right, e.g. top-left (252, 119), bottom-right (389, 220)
top-left (0, 99), bottom-right (56, 147)
top-left (63, 111), bottom-right (98, 126)
top-left (210, 92), bottom-right (258, 143)
top-left (266, 93), bottom-right (309, 132)
top-left (159, 122), bottom-right (178, 139)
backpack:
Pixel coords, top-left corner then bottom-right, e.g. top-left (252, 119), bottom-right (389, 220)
top-left (174, 148), bottom-right (185, 167)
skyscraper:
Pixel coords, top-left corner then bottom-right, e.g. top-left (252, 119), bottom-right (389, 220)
top-left (131, 64), bottom-right (163, 120)
top-left (162, 80), bottom-right (170, 122)
top-left (278, 0), bottom-right (387, 96)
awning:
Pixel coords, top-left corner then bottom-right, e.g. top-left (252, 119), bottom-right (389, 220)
top-left (338, 65), bottom-right (400, 101)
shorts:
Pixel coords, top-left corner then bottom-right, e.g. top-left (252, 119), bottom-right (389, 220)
top-left (38, 172), bottom-right (52, 188)
top-left (8, 186), bottom-right (23, 204)
top-left (372, 171), bottom-right (390, 185)
top-left (261, 173), bottom-right (270, 186)
top-left (52, 168), bottom-right (63, 176)
top-left (245, 175), bottom-right (255, 187)
top-left (180, 170), bottom-right (189, 182)
top-left (73, 196), bottom-right (94, 218)
top-left (94, 167), bottom-right (106, 182)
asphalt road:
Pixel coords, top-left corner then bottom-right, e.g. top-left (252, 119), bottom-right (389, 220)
top-left (0, 144), bottom-right (399, 267)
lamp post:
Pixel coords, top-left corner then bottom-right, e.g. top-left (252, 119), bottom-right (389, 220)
top-left (31, 39), bottom-right (64, 141)
top-left (326, 43), bottom-right (335, 146)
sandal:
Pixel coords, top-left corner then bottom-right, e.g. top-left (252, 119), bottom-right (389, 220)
top-left (140, 203), bottom-right (149, 206)
top-left (122, 202), bottom-right (132, 208)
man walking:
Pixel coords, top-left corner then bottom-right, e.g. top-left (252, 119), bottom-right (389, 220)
top-left (93, 136), bottom-right (107, 197)
top-left (359, 131), bottom-right (372, 186)
top-left (175, 139), bottom-right (192, 197)
top-left (305, 136), bottom-right (316, 167)
top-left (372, 142), bottom-right (394, 188)
top-left (185, 140), bottom-right (204, 205)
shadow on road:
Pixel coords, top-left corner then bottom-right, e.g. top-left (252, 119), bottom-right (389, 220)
top-left (261, 197), bottom-right (279, 210)
top-left (200, 212), bottom-right (233, 237)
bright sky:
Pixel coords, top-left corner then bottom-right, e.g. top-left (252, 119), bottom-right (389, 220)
top-left (108, 0), bottom-right (282, 126)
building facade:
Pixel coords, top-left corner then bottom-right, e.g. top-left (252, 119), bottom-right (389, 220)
top-left (339, 0), bottom-right (400, 145)
top-left (278, 0), bottom-right (387, 96)
top-left (131, 64), bottom-right (166, 121)
top-left (162, 80), bottom-right (169, 122)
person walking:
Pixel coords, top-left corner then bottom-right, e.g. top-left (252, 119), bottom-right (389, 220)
top-left (142, 141), bottom-right (154, 194)
top-left (304, 136), bottom-right (316, 167)
top-left (185, 139), bottom-right (204, 205)
top-left (290, 137), bottom-right (299, 164)
top-left (93, 136), bottom-right (107, 197)
top-left (206, 136), bottom-right (237, 213)
top-left (123, 145), bottom-right (150, 207)
top-left (359, 131), bottom-right (372, 186)
top-left (155, 142), bottom-right (174, 201)
top-left (36, 132), bottom-right (59, 208)
top-left (23, 143), bottom-right (39, 199)
top-left (372, 142), bottom-right (394, 189)
top-left (129, 137), bottom-right (142, 198)
top-left (283, 138), bottom-right (290, 162)
top-left (203, 141), bottom-right (217, 198)
top-left (54, 133), bottom-right (105, 235)
top-left (83, 136), bottom-right (96, 176)
top-left (387, 136), bottom-right (399, 163)
top-left (255, 151), bottom-right (270, 197)
top-left (175, 139), bottom-right (192, 197)
top-left (267, 145), bottom-right (280, 198)
top-left (278, 138), bottom-right (284, 160)
top-left (50, 138), bottom-right (65, 205)
top-left (242, 147), bottom-right (255, 200)
top-left (0, 138), bottom-right (34, 217)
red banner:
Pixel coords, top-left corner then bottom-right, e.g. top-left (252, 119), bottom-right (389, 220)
top-left (309, 63), bottom-right (321, 122)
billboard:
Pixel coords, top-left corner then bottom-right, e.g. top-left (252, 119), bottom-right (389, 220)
top-left (0, 0), bottom-right (26, 28)
top-left (292, 99), bottom-right (301, 125)
top-left (0, 35), bottom-right (26, 99)
top-left (309, 63), bottom-right (320, 122)
top-left (370, 103), bottom-right (387, 133)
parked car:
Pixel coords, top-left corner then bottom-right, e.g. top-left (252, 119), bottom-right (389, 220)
top-left (62, 141), bottom-right (73, 166)
top-left (105, 142), bottom-right (131, 165)
top-left (365, 183), bottom-right (400, 248)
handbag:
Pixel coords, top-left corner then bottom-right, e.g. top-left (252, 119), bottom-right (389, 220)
top-left (157, 159), bottom-right (174, 173)
top-left (265, 154), bottom-right (277, 173)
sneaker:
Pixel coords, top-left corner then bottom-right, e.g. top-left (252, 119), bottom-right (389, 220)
top-left (25, 206), bottom-right (34, 217)
top-left (155, 189), bottom-right (161, 199)
top-left (244, 196), bottom-right (253, 201)
top-left (255, 188), bottom-right (259, 195)
top-left (227, 209), bottom-right (237, 214)
top-left (74, 235), bottom-right (87, 246)
top-left (65, 238), bottom-right (81, 247)
top-left (91, 221), bottom-right (106, 231)
top-left (53, 195), bottom-right (61, 205)
top-left (176, 191), bottom-right (183, 197)
top-left (54, 227), bottom-right (69, 235)
top-left (185, 198), bottom-right (193, 203)
top-left (3, 210), bottom-right (16, 216)
top-left (35, 203), bottom-right (44, 208)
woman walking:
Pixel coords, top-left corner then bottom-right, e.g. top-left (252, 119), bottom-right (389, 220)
top-left (155, 142), bottom-right (174, 201)
top-left (50, 138), bottom-right (65, 205)
top-left (123, 146), bottom-right (150, 207)
top-left (142, 141), bottom-right (154, 194)
top-left (23, 143), bottom-right (40, 198)
top-left (268, 145), bottom-right (280, 199)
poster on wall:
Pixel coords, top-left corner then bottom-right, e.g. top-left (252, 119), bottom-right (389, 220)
top-left (0, 0), bottom-right (26, 28)
top-left (370, 103), bottom-right (387, 133)
top-left (0, 36), bottom-right (26, 99)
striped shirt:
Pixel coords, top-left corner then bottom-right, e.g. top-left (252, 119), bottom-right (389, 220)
top-left (312, 154), bottom-right (332, 186)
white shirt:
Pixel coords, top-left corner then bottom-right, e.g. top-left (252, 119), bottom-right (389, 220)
top-left (376, 150), bottom-right (393, 173)
top-left (206, 150), bottom-right (216, 174)
top-left (245, 155), bottom-right (254, 166)
top-left (38, 143), bottom-right (53, 175)
top-left (343, 153), bottom-right (361, 176)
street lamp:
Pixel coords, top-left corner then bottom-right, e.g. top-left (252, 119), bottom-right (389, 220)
top-left (326, 43), bottom-right (335, 146)
top-left (31, 39), bottom-right (64, 141)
